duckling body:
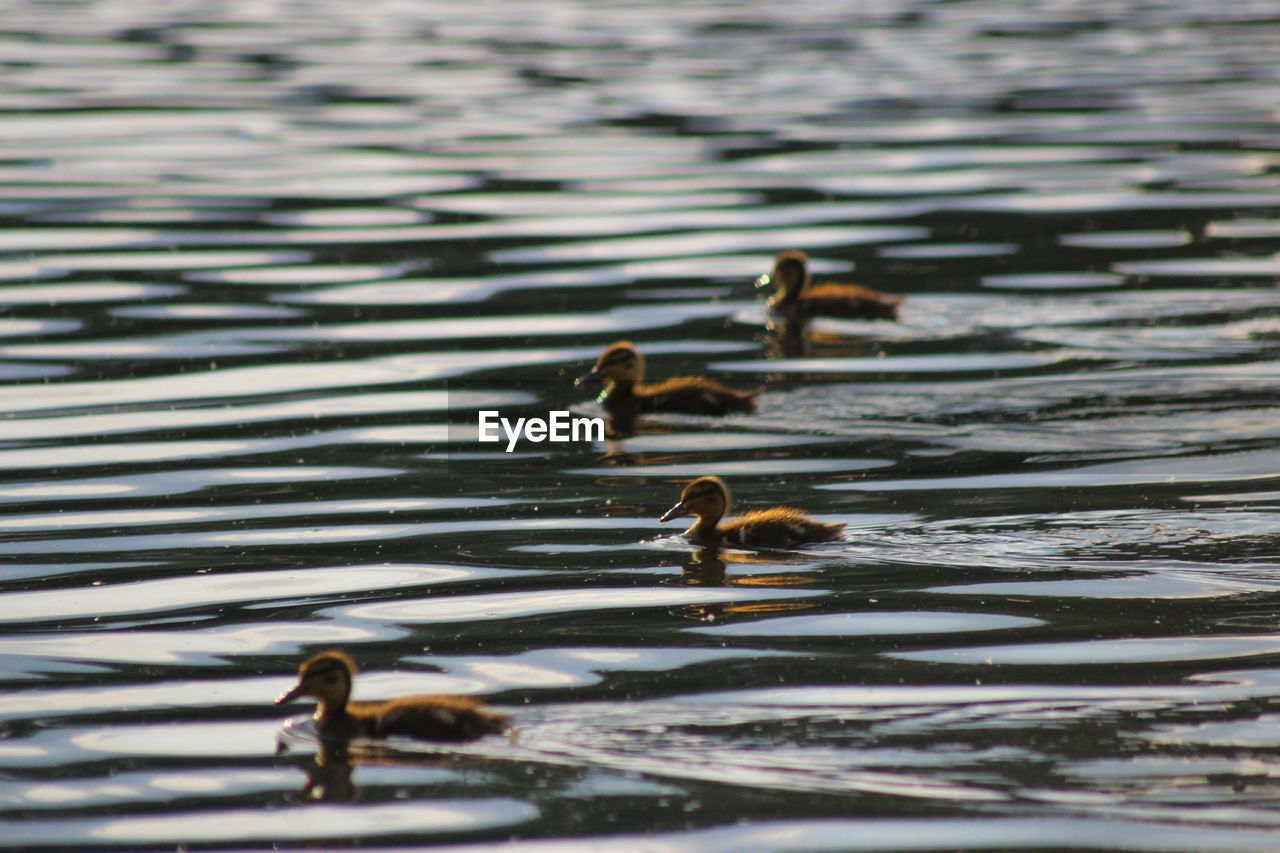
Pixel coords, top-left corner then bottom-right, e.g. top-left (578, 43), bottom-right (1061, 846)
top-left (578, 341), bottom-right (760, 417)
top-left (276, 650), bottom-right (509, 743)
top-left (757, 250), bottom-right (903, 321)
top-left (617, 376), bottom-right (758, 417)
top-left (660, 475), bottom-right (844, 549)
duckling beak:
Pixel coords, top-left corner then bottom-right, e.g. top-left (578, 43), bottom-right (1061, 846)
top-left (574, 368), bottom-right (603, 388)
top-left (275, 682), bottom-right (306, 705)
top-left (659, 501), bottom-right (689, 523)
top-left (753, 273), bottom-right (772, 289)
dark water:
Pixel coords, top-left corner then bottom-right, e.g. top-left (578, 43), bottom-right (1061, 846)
top-left (2, 0), bottom-right (1280, 849)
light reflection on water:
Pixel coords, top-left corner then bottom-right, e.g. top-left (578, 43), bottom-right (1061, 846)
top-left (1, 0), bottom-right (1279, 849)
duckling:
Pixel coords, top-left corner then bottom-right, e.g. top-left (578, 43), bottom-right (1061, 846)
top-left (756, 250), bottom-right (904, 321)
top-left (659, 475), bottom-right (845, 549)
top-left (276, 649), bottom-right (509, 743)
top-left (576, 341), bottom-right (761, 418)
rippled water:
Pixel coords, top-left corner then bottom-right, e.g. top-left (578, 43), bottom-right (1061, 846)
top-left (2, 0), bottom-right (1280, 849)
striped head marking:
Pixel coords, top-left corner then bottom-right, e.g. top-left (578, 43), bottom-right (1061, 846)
top-left (770, 250), bottom-right (810, 300)
top-left (660, 476), bottom-right (730, 523)
top-left (276, 649), bottom-right (355, 706)
top-left (580, 341), bottom-right (644, 386)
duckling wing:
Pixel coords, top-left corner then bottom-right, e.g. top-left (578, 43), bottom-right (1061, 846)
top-left (638, 377), bottom-right (759, 415)
top-left (723, 508), bottom-right (845, 548)
top-left (371, 695), bottom-right (511, 742)
top-left (803, 283), bottom-right (904, 320)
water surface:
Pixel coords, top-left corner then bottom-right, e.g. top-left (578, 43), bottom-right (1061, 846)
top-left (2, 0), bottom-right (1280, 850)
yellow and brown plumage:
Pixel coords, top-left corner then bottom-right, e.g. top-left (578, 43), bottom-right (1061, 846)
top-left (659, 475), bottom-right (845, 549)
top-left (276, 649), bottom-right (509, 742)
top-left (756, 250), bottom-right (904, 321)
top-left (576, 341), bottom-right (760, 417)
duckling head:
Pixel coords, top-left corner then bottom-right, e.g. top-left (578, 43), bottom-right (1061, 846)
top-left (575, 341), bottom-right (644, 389)
top-left (276, 649), bottom-right (355, 711)
top-left (660, 475), bottom-right (731, 525)
top-left (755, 250), bottom-right (809, 304)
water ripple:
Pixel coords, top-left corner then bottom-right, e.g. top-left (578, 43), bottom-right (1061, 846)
top-left (4, 0), bottom-right (1280, 848)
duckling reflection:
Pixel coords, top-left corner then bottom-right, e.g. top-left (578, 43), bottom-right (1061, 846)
top-left (660, 476), bottom-right (845, 549)
top-left (576, 342), bottom-right (761, 433)
top-left (679, 543), bottom-right (824, 589)
top-left (680, 600), bottom-right (817, 624)
top-left (763, 324), bottom-right (887, 361)
top-left (756, 250), bottom-right (904, 323)
top-left (301, 739), bottom-right (357, 802)
top-left (763, 319), bottom-right (814, 359)
top-left (680, 547), bottom-right (727, 586)
top-left (294, 738), bottom-right (492, 803)
top-left (276, 649), bottom-right (510, 743)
